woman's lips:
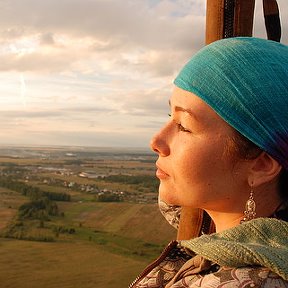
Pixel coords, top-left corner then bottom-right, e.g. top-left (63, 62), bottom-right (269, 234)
top-left (156, 165), bottom-right (169, 179)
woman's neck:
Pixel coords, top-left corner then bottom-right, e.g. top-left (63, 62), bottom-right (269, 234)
top-left (206, 198), bottom-right (281, 233)
top-left (205, 211), bottom-right (243, 232)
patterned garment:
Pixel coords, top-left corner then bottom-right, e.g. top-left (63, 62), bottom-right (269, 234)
top-left (130, 218), bottom-right (288, 288)
top-left (132, 241), bottom-right (193, 288)
top-left (131, 243), bottom-right (288, 288)
top-left (167, 266), bottom-right (288, 288)
top-left (158, 199), bottom-right (181, 230)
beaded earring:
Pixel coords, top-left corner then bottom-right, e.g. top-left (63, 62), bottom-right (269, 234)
top-left (241, 183), bottom-right (256, 223)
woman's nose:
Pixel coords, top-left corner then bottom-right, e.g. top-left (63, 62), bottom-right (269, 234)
top-left (150, 127), bottom-right (170, 157)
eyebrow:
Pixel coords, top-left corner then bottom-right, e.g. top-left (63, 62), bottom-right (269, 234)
top-left (169, 100), bottom-right (199, 121)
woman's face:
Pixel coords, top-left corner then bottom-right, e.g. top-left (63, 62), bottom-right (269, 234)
top-left (150, 87), bottom-right (249, 213)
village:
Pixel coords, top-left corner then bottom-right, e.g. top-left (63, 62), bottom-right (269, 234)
top-left (0, 146), bottom-right (159, 204)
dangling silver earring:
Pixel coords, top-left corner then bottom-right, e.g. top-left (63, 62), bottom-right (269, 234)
top-left (241, 183), bottom-right (256, 223)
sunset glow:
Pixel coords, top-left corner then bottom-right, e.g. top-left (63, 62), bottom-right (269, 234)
top-left (0, 0), bottom-right (287, 147)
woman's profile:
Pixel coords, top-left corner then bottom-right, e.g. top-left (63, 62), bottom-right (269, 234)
top-left (130, 37), bottom-right (288, 287)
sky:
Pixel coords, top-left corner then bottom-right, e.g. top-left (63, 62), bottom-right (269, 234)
top-left (0, 0), bottom-right (287, 148)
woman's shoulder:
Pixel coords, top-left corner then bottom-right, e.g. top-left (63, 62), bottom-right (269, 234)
top-left (179, 266), bottom-right (288, 288)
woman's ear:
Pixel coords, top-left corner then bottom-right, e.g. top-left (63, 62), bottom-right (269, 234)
top-left (248, 152), bottom-right (282, 187)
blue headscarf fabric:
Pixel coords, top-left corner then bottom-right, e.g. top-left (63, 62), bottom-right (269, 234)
top-left (174, 37), bottom-right (288, 170)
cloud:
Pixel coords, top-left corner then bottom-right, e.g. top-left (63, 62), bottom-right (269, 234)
top-left (39, 33), bottom-right (56, 46)
top-left (0, 0), bottom-right (287, 147)
top-left (0, 0), bottom-right (205, 76)
top-left (3, 0), bottom-right (286, 77)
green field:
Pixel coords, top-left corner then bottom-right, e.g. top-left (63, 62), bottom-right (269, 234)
top-left (0, 180), bottom-right (176, 287)
top-left (0, 239), bottom-right (148, 288)
top-left (0, 147), bottom-right (177, 287)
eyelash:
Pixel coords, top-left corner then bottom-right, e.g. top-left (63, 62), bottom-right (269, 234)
top-left (177, 123), bottom-right (191, 132)
top-left (168, 113), bottom-right (191, 133)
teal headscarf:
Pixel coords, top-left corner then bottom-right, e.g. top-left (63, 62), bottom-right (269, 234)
top-left (174, 37), bottom-right (288, 170)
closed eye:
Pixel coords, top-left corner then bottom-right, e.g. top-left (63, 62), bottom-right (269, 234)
top-left (177, 123), bottom-right (191, 133)
top-left (168, 112), bottom-right (191, 133)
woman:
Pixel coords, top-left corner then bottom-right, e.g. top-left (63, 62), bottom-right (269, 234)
top-left (129, 37), bottom-right (288, 287)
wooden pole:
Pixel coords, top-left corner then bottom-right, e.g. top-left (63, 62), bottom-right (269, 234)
top-left (205, 0), bottom-right (225, 45)
top-left (206, 0), bottom-right (255, 45)
top-left (177, 208), bottom-right (203, 241)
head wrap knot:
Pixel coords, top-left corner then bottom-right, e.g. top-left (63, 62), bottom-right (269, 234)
top-left (174, 37), bottom-right (288, 169)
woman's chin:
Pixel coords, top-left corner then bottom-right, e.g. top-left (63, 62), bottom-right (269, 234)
top-left (159, 186), bottom-right (178, 206)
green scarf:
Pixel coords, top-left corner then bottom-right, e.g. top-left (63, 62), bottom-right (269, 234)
top-left (181, 218), bottom-right (288, 280)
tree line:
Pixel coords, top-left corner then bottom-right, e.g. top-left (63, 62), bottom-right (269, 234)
top-left (0, 177), bottom-right (71, 202)
top-left (0, 177), bottom-right (72, 241)
top-left (0, 177), bottom-right (70, 220)
top-left (100, 174), bottom-right (159, 192)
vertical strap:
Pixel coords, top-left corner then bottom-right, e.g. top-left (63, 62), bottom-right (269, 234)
top-left (223, 0), bottom-right (236, 38)
top-left (263, 0), bottom-right (281, 42)
top-left (234, 0), bottom-right (255, 38)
